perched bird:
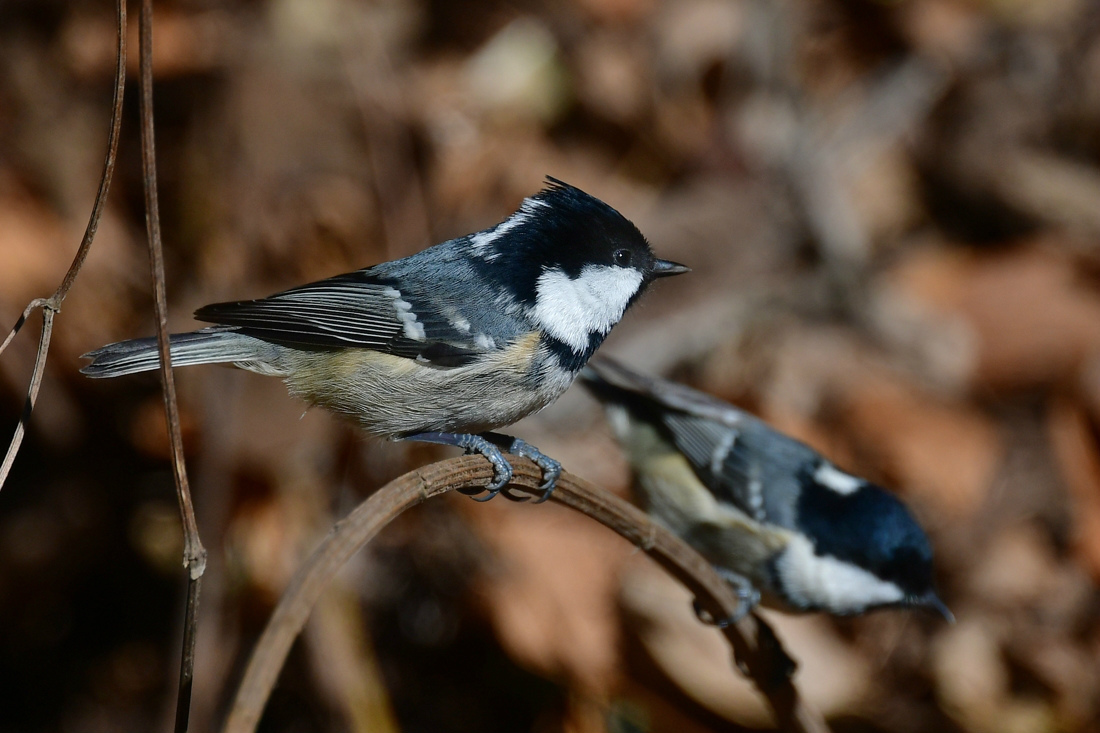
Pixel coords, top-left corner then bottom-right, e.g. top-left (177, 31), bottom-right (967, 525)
top-left (581, 358), bottom-right (951, 621)
top-left (82, 178), bottom-right (688, 501)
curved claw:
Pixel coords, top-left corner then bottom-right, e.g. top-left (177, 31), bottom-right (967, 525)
top-left (472, 449), bottom-right (514, 501)
top-left (508, 438), bottom-right (562, 503)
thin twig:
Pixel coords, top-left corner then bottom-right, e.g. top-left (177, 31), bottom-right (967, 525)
top-left (138, 3), bottom-right (207, 732)
top-left (0, 307), bottom-right (54, 485)
top-left (0, 298), bottom-right (49, 359)
top-left (223, 456), bottom-right (829, 733)
top-left (0, 0), bottom-right (127, 491)
top-left (139, 0), bottom-right (205, 574)
top-left (174, 576), bottom-right (204, 733)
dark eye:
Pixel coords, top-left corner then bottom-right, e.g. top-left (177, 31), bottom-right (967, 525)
top-left (613, 248), bottom-right (632, 267)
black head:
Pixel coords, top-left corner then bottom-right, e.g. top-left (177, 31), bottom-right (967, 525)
top-left (468, 178), bottom-right (687, 369)
top-left (468, 177), bottom-right (688, 303)
top-left (795, 466), bottom-right (948, 617)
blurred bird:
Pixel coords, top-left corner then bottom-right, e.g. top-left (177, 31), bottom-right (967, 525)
top-left (581, 358), bottom-right (952, 621)
top-left (82, 178), bottom-right (688, 501)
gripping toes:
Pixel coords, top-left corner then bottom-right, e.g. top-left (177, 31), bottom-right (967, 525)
top-left (469, 438), bottom-right (515, 501)
top-left (401, 431), bottom-right (562, 503)
top-left (402, 431), bottom-right (514, 501)
top-left (507, 438), bottom-right (562, 503)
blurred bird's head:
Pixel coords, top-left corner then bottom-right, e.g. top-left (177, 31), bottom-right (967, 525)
top-left (772, 465), bottom-right (951, 619)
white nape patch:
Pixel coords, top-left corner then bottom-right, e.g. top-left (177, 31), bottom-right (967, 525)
top-left (387, 290), bottom-right (426, 341)
top-left (776, 535), bottom-right (904, 613)
top-left (474, 333), bottom-right (496, 349)
top-left (469, 231), bottom-right (499, 256)
top-left (469, 209), bottom-right (531, 258)
top-left (531, 265), bottom-right (645, 353)
top-left (709, 430), bottom-right (737, 476)
top-left (813, 462), bottom-right (864, 495)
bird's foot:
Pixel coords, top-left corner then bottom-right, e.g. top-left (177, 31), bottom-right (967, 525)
top-left (402, 431), bottom-right (513, 501)
top-left (402, 432), bottom-right (563, 503)
top-left (692, 570), bottom-right (761, 628)
top-left (493, 435), bottom-right (561, 503)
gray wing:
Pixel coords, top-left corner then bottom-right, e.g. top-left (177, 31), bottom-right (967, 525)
top-left (194, 270), bottom-right (488, 367)
top-left (660, 411), bottom-right (811, 530)
top-left (586, 358), bottom-right (812, 528)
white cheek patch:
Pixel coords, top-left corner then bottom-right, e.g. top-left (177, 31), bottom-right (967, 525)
top-left (776, 535), bottom-right (904, 613)
top-left (531, 265), bottom-right (645, 353)
top-left (813, 462), bottom-right (864, 495)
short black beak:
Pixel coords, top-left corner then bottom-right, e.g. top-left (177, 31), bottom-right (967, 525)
top-left (915, 592), bottom-right (955, 623)
top-left (651, 259), bottom-right (690, 278)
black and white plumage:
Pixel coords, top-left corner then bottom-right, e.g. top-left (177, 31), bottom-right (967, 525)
top-left (82, 179), bottom-right (688, 500)
top-left (581, 358), bottom-right (951, 619)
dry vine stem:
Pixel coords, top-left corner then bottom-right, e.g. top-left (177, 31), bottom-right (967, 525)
top-left (0, 0), bottom-right (126, 491)
top-left (224, 456), bottom-right (829, 733)
top-left (137, 2), bottom-right (207, 732)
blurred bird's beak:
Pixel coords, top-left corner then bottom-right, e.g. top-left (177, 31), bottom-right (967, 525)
top-left (651, 259), bottom-right (690, 278)
top-left (915, 592), bottom-right (955, 623)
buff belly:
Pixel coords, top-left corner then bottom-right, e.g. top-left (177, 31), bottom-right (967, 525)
top-left (277, 333), bottom-right (574, 436)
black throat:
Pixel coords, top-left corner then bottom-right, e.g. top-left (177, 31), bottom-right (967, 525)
top-left (540, 331), bottom-right (608, 374)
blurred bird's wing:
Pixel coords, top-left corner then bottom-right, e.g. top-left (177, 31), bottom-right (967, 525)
top-left (194, 269), bottom-right (492, 367)
top-left (585, 358), bottom-right (808, 527)
top-left (659, 410), bottom-right (810, 528)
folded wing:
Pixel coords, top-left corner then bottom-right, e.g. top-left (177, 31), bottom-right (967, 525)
top-left (195, 270), bottom-right (488, 367)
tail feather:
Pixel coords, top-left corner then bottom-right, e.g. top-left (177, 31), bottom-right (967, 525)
top-left (80, 328), bottom-right (274, 378)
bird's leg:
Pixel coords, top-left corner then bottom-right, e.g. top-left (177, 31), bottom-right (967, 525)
top-left (402, 431), bottom-right (513, 501)
top-left (480, 432), bottom-right (562, 503)
top-left (692, 569), bottom-right (761, 628)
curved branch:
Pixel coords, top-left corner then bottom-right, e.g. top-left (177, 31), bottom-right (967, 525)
top-left (0, 0), bottom-right (126, 491)
top-left (223, 456), bottom-right (829, 733)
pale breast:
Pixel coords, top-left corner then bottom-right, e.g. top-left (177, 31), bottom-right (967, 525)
top-left (280, 333), bottom-right (576, 436)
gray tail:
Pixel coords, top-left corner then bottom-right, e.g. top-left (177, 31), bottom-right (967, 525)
top-left (80, 328), bottom-right (267, 378)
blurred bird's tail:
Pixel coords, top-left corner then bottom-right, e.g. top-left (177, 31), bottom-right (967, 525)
top-left (80, 328), bottom-right (275, 378)
top-left (581, 357), bottom-right (744, 425)
top-left (578, 358), bottom-right (661, 409)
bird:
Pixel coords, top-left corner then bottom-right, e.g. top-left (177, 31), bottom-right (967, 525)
top-left (580, 357), bottom-right (952, 621)
top-left (82, 178), bottom-right (689, 502)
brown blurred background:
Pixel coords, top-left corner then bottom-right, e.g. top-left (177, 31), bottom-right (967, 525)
top-left (2, 0), bottom-right (1100, 731)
